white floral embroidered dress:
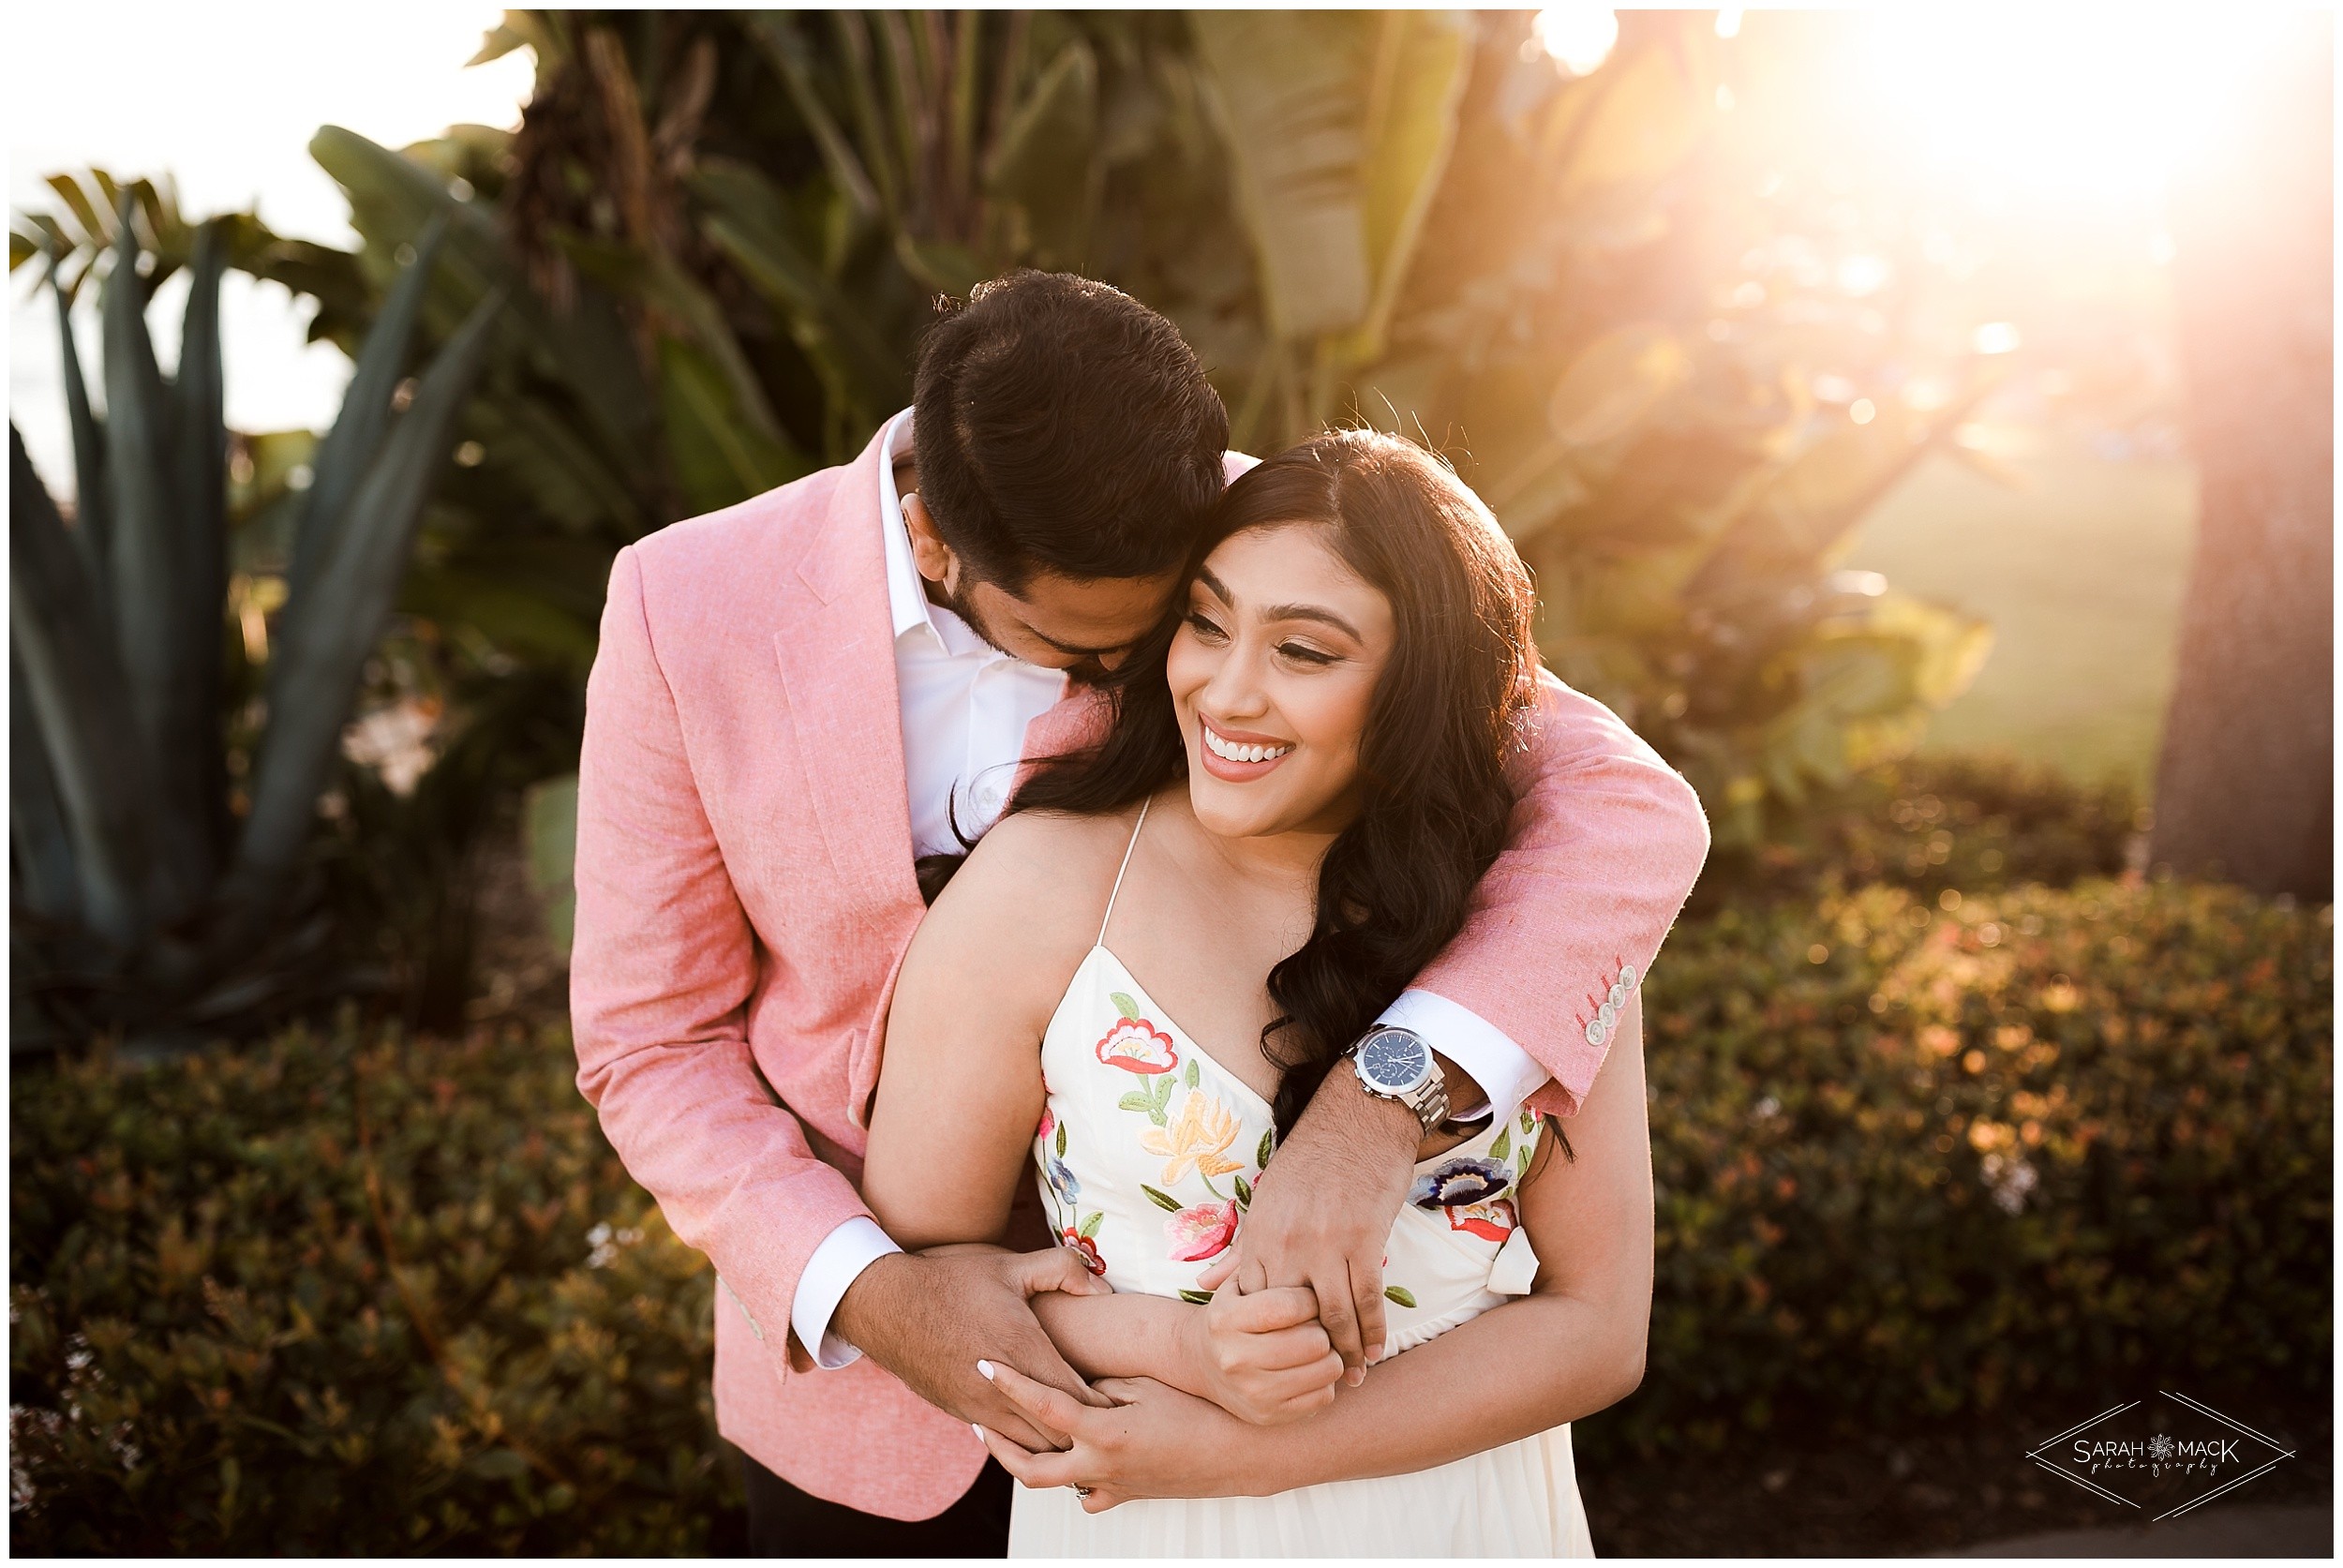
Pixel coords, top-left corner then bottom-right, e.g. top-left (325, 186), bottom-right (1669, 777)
top-left (1009, 804), bottom-right (1595, 1557)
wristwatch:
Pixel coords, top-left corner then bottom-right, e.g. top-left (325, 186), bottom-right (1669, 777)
top-left (1349, 1025), bottom-right (1450, 1134)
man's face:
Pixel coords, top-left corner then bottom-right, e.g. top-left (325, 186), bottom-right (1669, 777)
top-left (903, 492), bottom-right (1183, 677)
top-left (948, 568), bottom-right (1186, 678)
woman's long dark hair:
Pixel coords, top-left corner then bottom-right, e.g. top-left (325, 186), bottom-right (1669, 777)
top-left (1012, 429), bottom-right (1540, 1135)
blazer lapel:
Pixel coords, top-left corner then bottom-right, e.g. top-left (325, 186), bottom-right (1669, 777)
top-left (772, 426), bottom-right (921, 930)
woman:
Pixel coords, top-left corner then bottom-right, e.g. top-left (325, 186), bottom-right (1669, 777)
top-left (862, 430), bottom-right (1653, 1556)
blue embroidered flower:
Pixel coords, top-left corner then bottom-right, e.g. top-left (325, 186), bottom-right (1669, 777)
top-left (1409, 1156), bottom-right (1512, 1209)
top-left (1045, 1157), bottom-right (1081, 1206)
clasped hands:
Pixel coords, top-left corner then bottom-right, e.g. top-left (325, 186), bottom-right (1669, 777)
top-left (947, 1086), bottom-right (1419, 1510)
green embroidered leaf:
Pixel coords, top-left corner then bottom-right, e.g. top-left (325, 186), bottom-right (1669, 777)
top-left (1515, 1145), bottom-right (1531, 1176)
top-left (1520, 1107), bottom-right (1538, 1135)
top-left (1079, 1211), bottom-right (1102, 1239)
top-left (1257, 1130), bottom-right (1276, 1169)
top-left (1154, 1075), bottom-right (1176, 1110)
top-left (1117, 1091), bottom-right (1156, 1114)
top-left (1383, 1285), bottom-right (1417, 1308)
top-left (1178, 1289), bottom-right (1215, 1305)
top-left (1490, 1128), bottom-right (1511, 1163)
top-left (1110, 991), bottom-right (1141, 1021)
top-left (1185, 1058), bottom-right (1201, 1090)
top-left (1141, 1184), bottom-right (1183, 1213)
top-left (1233, 1174), bottom-right (1252, 1209)
top-left (1055, 1123), bottom-right (1068, 1157)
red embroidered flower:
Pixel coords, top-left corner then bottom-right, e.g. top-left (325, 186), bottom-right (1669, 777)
top-left (1036, 1107), bottom-right (1055, 1142)
top-left (1062, 1229), bottom-right (1107, 1276)
top-left (1164, 1199), bottom-right (1240, 1262)
top-left (1447, 1198), bottom-right (1519, 1244)
top-left (1095, 1018), bottom-right (1177, 1074)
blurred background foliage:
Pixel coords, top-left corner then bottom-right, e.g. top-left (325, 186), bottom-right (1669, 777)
top-left (11, 199), bottom-right (501, 1049)
top-left (9, 11), bottom-right (1998, 1045)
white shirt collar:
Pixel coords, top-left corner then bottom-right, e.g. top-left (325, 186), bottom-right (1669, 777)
top-left (873, 409), bottom-right (933, 642)
top-left (876, 408), bottom-right (998, 662)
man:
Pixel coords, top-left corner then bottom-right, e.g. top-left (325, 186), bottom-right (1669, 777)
top-left (572, 271), bottom-right (1708, 1554)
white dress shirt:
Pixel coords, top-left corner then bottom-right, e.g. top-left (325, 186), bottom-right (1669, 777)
top-left (787, 411), bottom-right (1546, 1369)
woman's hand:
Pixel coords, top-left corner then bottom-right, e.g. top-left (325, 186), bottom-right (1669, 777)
top-left (1178, 1285), bottom-right (1344, 1425)
top-left (973, 1360), bottom-right (1283, 1511)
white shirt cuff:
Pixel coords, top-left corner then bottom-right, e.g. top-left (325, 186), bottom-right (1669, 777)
top-left (789, 1216), bottom-right (903, 1370)
top-left (1379, 989), bottom-right (1548, 1129)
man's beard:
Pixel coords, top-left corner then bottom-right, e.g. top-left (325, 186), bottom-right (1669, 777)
top-left (929, 572), bottom-right (1110, 685)
top-left (927, 569), bottom-right (997, 647)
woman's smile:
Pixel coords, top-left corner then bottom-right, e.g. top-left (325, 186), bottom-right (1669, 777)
top-left (1198, 716), bottom-right (1296, 779)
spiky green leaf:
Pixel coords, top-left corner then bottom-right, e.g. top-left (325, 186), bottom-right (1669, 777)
top-left (169, 220), bottom-right (231, 868)
top-left (9, 426), bottom-right (152, 945)
top-left (99, 197), bottom-right (206, 916)
top-left (10, 650), bottom-right (81, 922)
top-left (234, 291), bottom-right (503, 896)
top-left (288, 213), bottom-right (448, 609)
top-left (49, 264), bottom-right (111, 604)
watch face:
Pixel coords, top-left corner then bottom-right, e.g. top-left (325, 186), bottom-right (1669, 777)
top-left (1359, 1028), bottom-right (1430, 1091)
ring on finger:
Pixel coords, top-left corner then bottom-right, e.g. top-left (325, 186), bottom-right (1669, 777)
top-left (1072, 1484), bottom-right (1095, 1498)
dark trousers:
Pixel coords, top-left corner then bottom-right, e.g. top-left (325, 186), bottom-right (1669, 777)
top-left (742, 1449), bottom-right (1013, 1558)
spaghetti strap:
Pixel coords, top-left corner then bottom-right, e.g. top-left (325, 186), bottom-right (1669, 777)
top-left (1097, 798), bottom-right (1153, 947)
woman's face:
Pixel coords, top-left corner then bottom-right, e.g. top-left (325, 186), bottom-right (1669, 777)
top-left (1166, 523), bottom-right (1395, 841)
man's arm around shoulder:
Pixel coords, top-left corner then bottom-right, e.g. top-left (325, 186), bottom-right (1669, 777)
top-left (1410, 668), bottom-right (1709, 1114)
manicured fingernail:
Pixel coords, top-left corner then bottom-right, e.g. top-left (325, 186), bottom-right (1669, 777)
top-left (972, 1423), bottom-right (987, 1443)
top-left (976, 1359), bottom-right (995, 1381)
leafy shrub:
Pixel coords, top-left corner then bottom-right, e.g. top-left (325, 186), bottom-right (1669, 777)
top-left (1695, 753), bottom-right (2144, 913)
top-left (12, 880), bottom-right (2327, 1544)
top-left (9, 1021), bottom-right (736, 1554)
top-left (1603, 877), bottom-right (2333, 1457)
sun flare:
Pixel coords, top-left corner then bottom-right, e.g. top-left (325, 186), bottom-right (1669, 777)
top-left (1852, 7), bottom-right (2288, 200)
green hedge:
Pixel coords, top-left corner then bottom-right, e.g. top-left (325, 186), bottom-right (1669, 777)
top-left (11, 879), bottom-right (2330, 1546)
top-left (9, 1023), bottom-right (732, 1554)
top-left (1616, 876), bottom-right (2332, 1456)
top-left (1698, 753), bottom-right (2143, 912)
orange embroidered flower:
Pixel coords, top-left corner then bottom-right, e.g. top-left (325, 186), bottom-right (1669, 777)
top-left (1141, 1091), bottom-right (1245, 1185)
top-left (1095, 1018), bottom-right (1177, 1074)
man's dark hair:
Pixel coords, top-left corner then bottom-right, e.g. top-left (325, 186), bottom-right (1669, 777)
top-left (912, 270), bottom-right (1230, 592)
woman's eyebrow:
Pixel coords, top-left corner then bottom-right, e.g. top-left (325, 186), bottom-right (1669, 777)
top-left (1261, 602), bottom-right (1362, 640)
top-left (1198, 563), bottom-right (1361, 640)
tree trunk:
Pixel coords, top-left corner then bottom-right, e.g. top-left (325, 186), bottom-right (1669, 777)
top-left (2152, 18), bottom-right (2334, 901)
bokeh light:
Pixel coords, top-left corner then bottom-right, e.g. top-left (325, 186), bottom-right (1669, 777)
top-left (1533, 4), bottom-right (1619, 79)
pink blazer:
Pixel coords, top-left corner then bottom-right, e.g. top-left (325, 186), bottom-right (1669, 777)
top-left (571, 425), bottom-right (1709, 1519)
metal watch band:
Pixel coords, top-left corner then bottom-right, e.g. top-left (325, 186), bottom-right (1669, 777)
top-left (1351, 1032), bottom-right (1450, 1134)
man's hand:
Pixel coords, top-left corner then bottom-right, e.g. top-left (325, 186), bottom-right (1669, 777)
top-left (973, 1362), bottom-right (1281, 1511)
top-left (1203, 1068), bottom-right (1420, 1384)
top-left (832, 1247), bottom-right (1110, 1451)
top-left (1177, 1285), bottom-right (1344, 1425)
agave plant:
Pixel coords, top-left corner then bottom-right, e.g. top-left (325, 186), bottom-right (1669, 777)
top-left (10, 201), bottom-right (500, 1046)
